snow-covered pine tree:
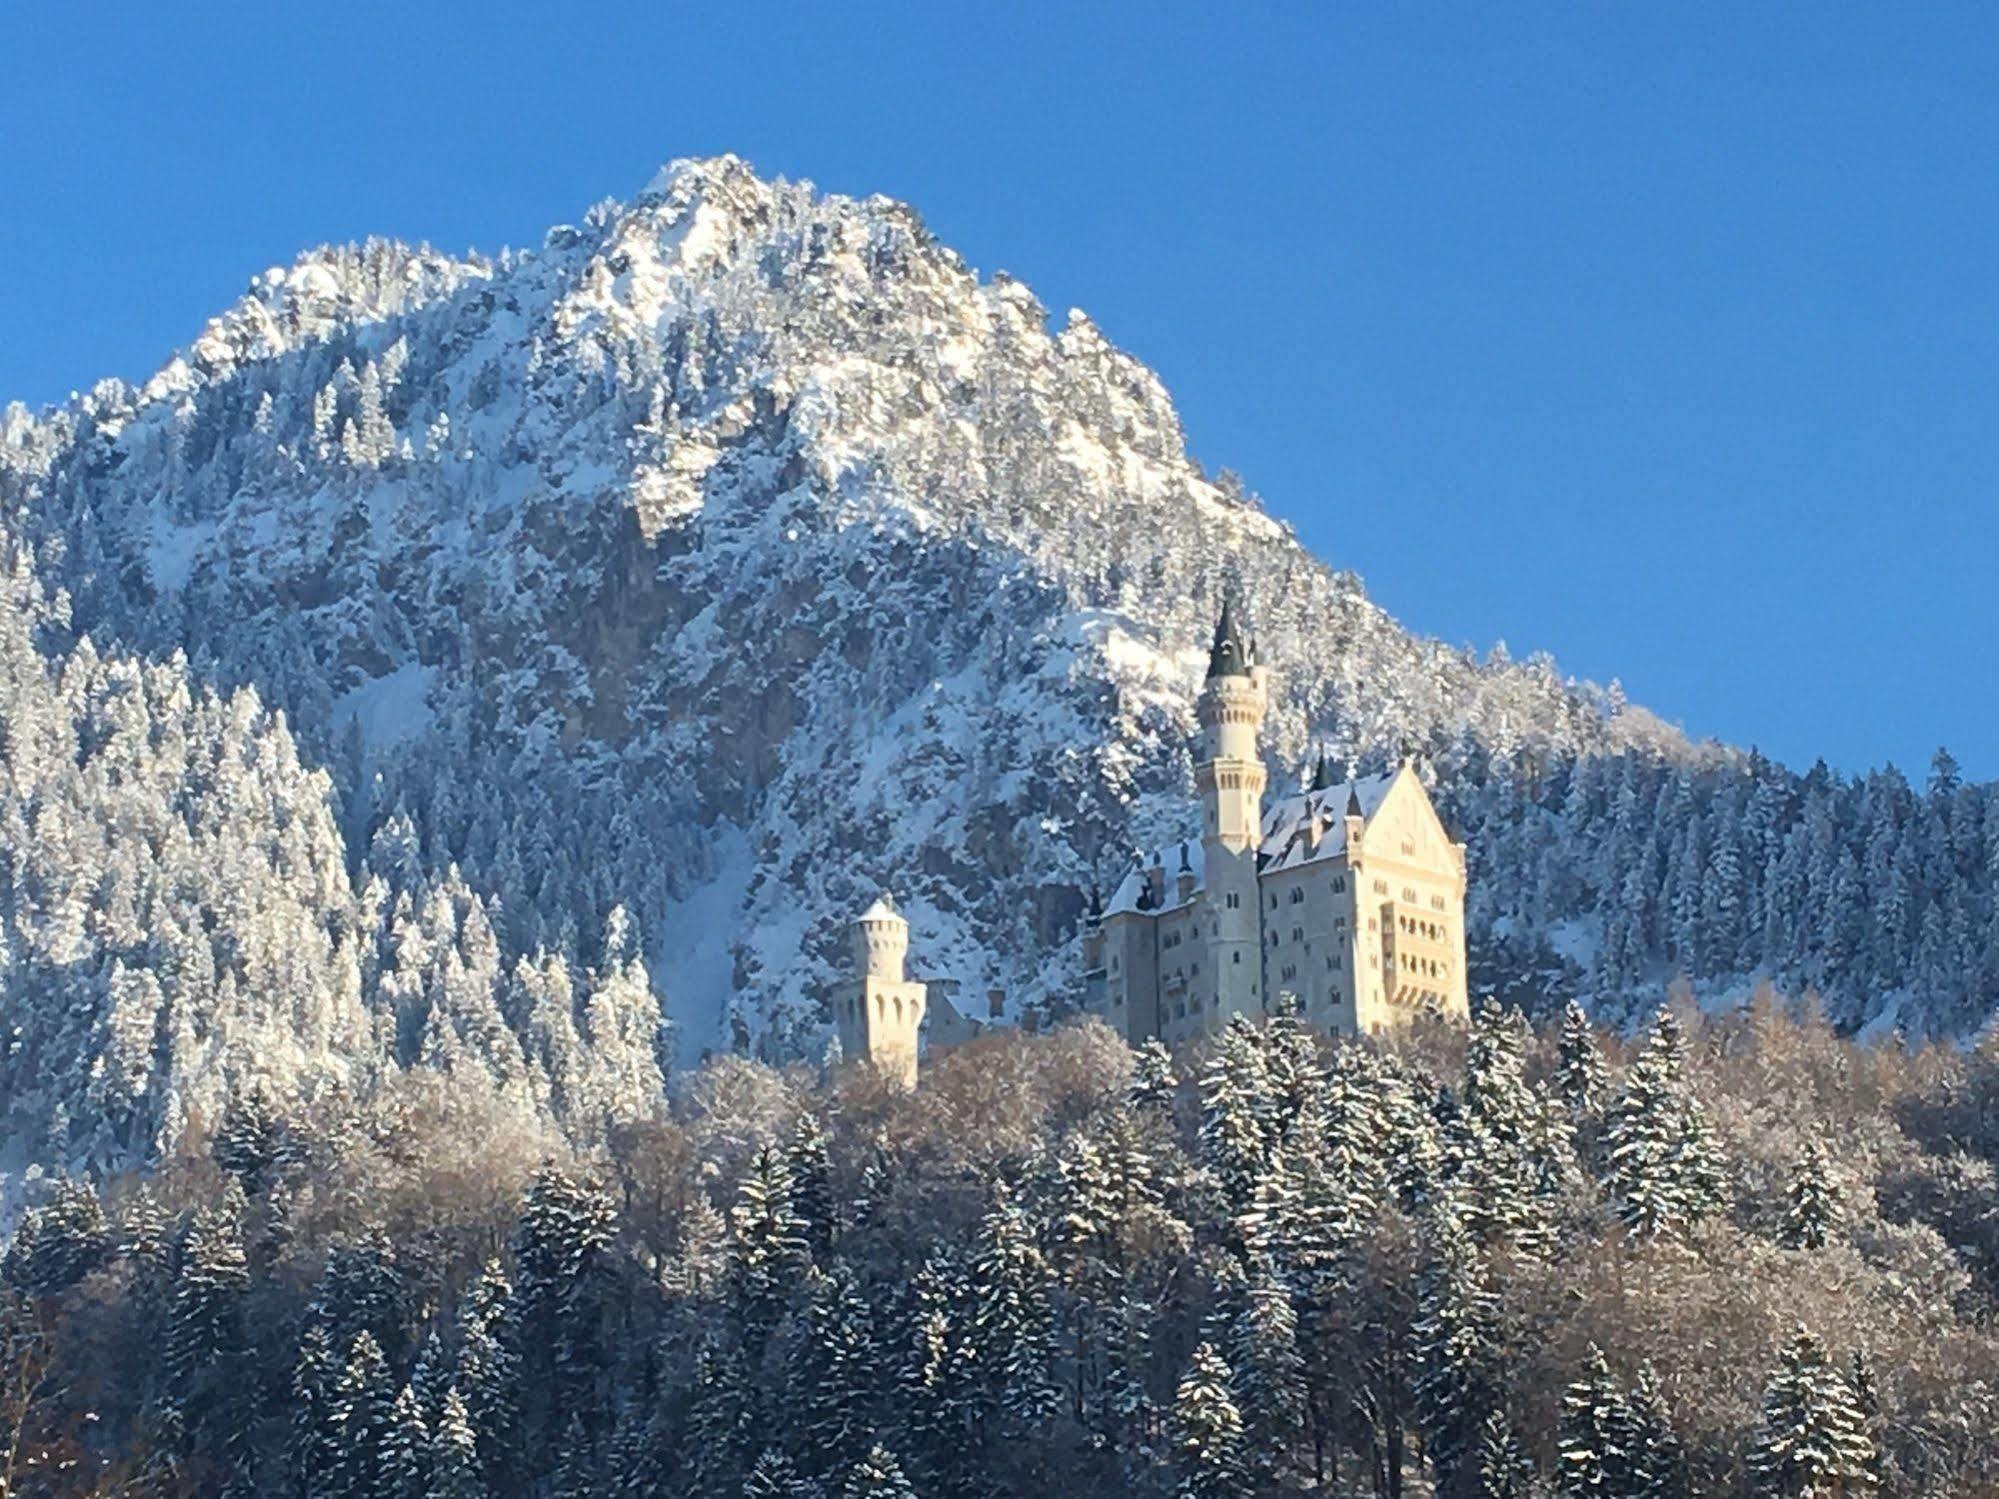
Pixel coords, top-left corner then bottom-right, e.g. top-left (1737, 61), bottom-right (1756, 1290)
top-left (327, 1331), bottom-right (395, 1499)
top-left (1556, 1001), bottom-right (1608, 1118)
top-left (378, 1383), bottom-right (429, 1499)
top-left (1603, 1009), bottom-right (1726, 1237)
top-left (165, 1185), bottom-right (252, 1462)
top-left (455, 1257), bottom-right (522, 1493)
top-left (1749, 1330), bottom-right (1876, 1498)
top-left (1780, 1139), bottom-right (1842, 1250)
top-left (1130, 1038), bottom-right (1179, 1116)
top-left (1172, 1341), bottom-right (1249, 1499)
top-left (1200, 1017), bottom-right (1275, 1214)
top-left (728, 1143), bottom-right (811, 1346)
top-left (1412, 1202), bottom-right (1502, 1495)
top-left (745, 1447), bottom-right (817, 1499)
top-left (968, 1180), bottom-right (1060, 1430)
top-left (1475, 1408), bottom-right (1536, 1499)
top-left (839, 1443), bottom-right (916, 1499)
top-left (1557, 1345), bottom-right (1633, 1498)
top-left (787, 1110), bottom-right (838, 1269)
top-left (1223, 1256), bottom-right (1304, 1494)
top-left (2, 1177), bottom-right (111, 1296)
top-left (429, 1387), bottom-right (485, 1499)
top-left (512, 1162), bottom-right (620, 1456)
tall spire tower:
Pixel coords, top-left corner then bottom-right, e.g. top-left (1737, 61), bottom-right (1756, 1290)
top-left (1196, 597), bottom-right (1270, 1024)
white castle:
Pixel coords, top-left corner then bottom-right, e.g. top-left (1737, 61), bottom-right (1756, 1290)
top-left (835, 603), bottom-right (1471, 1082)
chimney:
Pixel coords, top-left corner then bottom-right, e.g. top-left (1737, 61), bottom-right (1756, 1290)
top-left (987, 987), bottom-right (1005, 1019)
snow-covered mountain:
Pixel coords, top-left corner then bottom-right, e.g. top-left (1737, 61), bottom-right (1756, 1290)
top-left (2, 156), bottom-right (1991, 1167)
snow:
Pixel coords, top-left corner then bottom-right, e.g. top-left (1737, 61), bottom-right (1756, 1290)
top-left (652, 827), bottom-right (756, 1064)
top-left (333, 662), bottom-right (437, 748)
top-left (147, 516), bottom-right (218, 590)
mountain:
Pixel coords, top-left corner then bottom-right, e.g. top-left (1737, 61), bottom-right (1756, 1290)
top-left (1, 156), bottom-right (1993, 1167)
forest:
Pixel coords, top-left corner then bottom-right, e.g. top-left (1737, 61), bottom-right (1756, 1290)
top-left (7, 995), bottom-right (1999, 1498)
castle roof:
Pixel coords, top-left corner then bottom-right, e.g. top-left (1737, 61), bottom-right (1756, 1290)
top-left (1102, 771), bottom-right (1395, 917)
top-left (1206, 598), bottom-right (1255, 679)
top-left (859, 893), bottom-right (903, 924)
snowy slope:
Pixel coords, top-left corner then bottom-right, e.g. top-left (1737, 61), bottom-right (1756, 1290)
top-left (0, 157), bottom-right (1780, 1069)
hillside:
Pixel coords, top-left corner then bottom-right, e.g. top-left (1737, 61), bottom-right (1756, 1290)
top-left (0, 157), bottom-right (1993, 1171)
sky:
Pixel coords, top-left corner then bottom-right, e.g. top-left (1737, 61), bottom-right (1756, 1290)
top-left (2, 3), bottom-right (1995, 779)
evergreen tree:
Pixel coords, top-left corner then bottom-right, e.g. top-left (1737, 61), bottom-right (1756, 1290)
top-left (2, 1177), bottom-right (111, 1296)
top-left (728, 1144), bottom-right (811, 1344)
top-left (787, 1111), bottom-right (839, 1268)
top-left (792, 1265), bottom-right (877, 1475)
top-left (1172, 1342), bottom-right (1249, 1499)
top-left (1557, 1346), bottom-right (1632, 1498)
top-left (430, 1387), bottom-right (486, 1499)
top-left (290, 1320), bottom-right (342, 1499)
top-left (512, 1163), bottom-right (619, 1455)
top-left (1603, 1009), bottom-right (1726, 1237)
top-left (1224, 1257), bottom-right (1304, 1494)
top-left (1555, 1001), bottom-right (1607, 1117)
top-left (1413, 1204), bottom-right (1502, 1495)
top-left (968, 1181), bottom-right (1059, 1428)
top-left (1625, 1365), bottom-right (1684, 1499)
top-left (1475, 1408), bottom-right (1535, 1499)
top-left (745, 1447), bottom-right (816, 1499)
top-left (1200, 1018), bottom-right (1274, 1213)
top-left (165, 1187), bottom-right (252, 1462)
top-left (840, 1443), bottom-right (916, 1499)
top-left (1749, 1330), bottom-right (1876, 1498)
top-left (1781, 1140), bottom-right (1841, 1251)
top-left (455, 1258), bottom-right (522, 1494)
top-left (1131, 1037), bottom-right (1179, 1115)
top-left (327, 1332), bottom-right (395, 1499)
top-left (379, 1383), bottom-right (429, 1499)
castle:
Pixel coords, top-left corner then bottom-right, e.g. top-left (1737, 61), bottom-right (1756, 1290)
top-left (834, 603), bottom-right (1471, 1082)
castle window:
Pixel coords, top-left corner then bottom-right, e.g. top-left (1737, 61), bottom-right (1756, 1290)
top-left (1432, 894), bottom-right (1447, 911)
top-left (1328, 953), bottom-right (1342, 970)
top-left (1373, 879), bottom-right (1388, 895)
top-left (1226, 892), bottom-right (1241, 910)
top-left (1402, 839), bottom-right (1415, 855)
top-left (1332, 876), bottom-right (1346, 893)
top-left (1289, 887), bottom-right (1304, 905)
top-left (1232, 952), bottom-right (1241, 965)
top-left (1280, 964), bottom-right (1297, 982)
top-left (1292, 927), bottom-right (1303, 943)
top-left (1404, 887), bottom-right (1418, 903)
top-left (1268, 894), bottom-right (1278, 911)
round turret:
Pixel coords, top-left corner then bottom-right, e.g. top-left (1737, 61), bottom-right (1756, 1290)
top-left (854, 894), bottom-right (910, 982)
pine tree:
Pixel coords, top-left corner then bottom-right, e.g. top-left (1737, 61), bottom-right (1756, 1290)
top-left (1224, 1257), bottom-right (1304, 1493)
top-left (840, 1443), bottom-right (916, 1499)
top-left (1453, 1000), bottom-right (1548, 1252)
top-left (1475, 1408), bottom-right (1535, 1499)
top-left (1172, 1342), bottom-right (1249, 1499)
top-left (728, 1144), bottom-right (811, 1345)
top-left (1556, 1001), bottom-right (1607, 1117)
top-left (290, 1320), bottom-right (342, 1499)
top-left (1131, 1037), bottom-right (1179, 1114)
top-left (1625, 1365), bottom-right (1684, 1499)
top-left (1781, 1140), bottom-right (1841, 1250)
top-left (455, 1258), bottom-right (521, 1494)
top-left (512, 1163), bottom-right (619, 1455)
top-left (1603, 1009), bottom-right (1726, 1237)
top-left (328, 1332), bottom-right (395, 1499)
top-left (1200, 1017), bottom-right (1274, 1213)
top-left (792, 1265), bottom-right (876, 1475)
top-left (1412, 1204), bottom-right (1501, 1495)
top-left (430, 1387), bottom-right (486, 1499)
top-left (1557, 1346), bottom-right (1632, 1498)
top-left (2, 1177), bottom-right (111, 1296)
top-left (165, 1187), bottom-right (252, 1461)
top-left (745, 1447), bottom-right (815, 1499)
top-left (787, 1111), bottom-right (838, 1268)
top-left (1749, 1330), bottom-right (1876, 1498)
top-left (968, 1181), bottom-right (1059, 1428)
top-left (378, 1383), bottom-right (429, 1499)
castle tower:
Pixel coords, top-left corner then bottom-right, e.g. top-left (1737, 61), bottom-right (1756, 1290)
top-left (835, 894), bottom-right (927, 1087)
top-left (1196, 599), bottom-right (1270, 1026)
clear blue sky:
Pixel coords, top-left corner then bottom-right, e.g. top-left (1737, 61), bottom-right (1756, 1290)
top-left (4, 4), bottom-right (1995, 778)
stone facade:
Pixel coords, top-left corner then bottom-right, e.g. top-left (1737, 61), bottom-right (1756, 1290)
top-left (832, 895), bottom-right (927, 1087)
top-left (1083, 605), bottom-right (1470, 1044)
